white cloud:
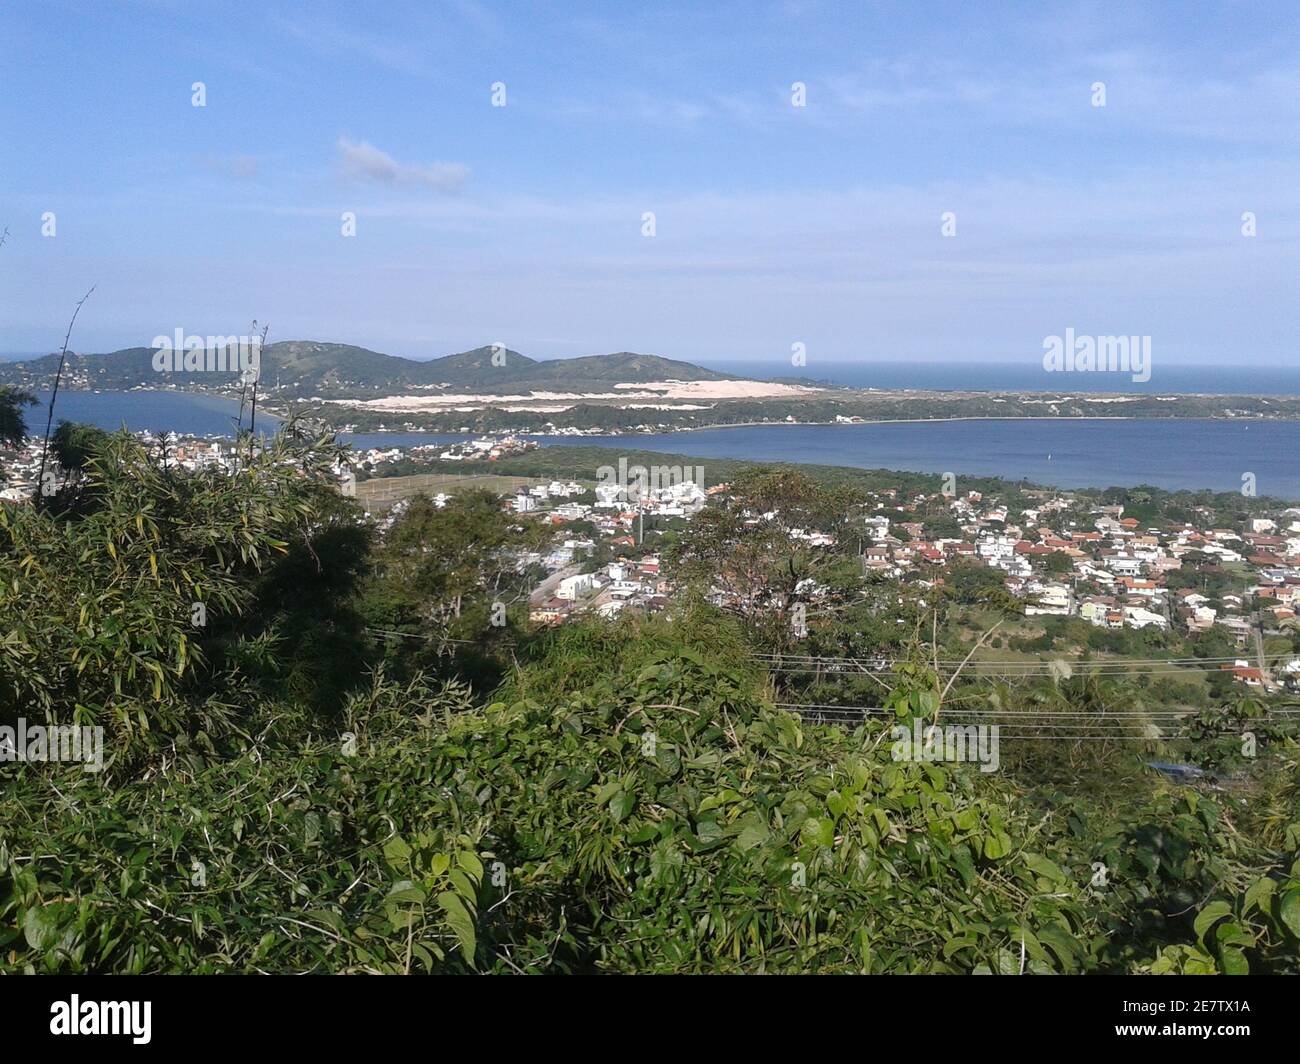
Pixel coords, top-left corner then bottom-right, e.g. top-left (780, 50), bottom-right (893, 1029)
top-left (336, 136), bottom-right (469, 192)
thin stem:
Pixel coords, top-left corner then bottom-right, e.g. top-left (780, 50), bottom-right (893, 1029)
top-left (35, 285), bottom-right (96, 502)
top-left (248, 321), bottom-right (269, 465)
top-left (937, 620), bottom-right (1003, 723)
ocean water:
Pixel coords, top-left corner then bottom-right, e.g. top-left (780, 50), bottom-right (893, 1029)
top-left (23, 391), bottom-right (1300, 497)
top-left (698, 360), bottom-right (1300, 396)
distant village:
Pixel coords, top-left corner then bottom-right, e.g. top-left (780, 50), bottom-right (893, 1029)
top-left (856, 486), bottom-right (1300, 688)
top-left (351, 434), bottom-right (539, 472)
top-left (358, 443), bottom-right (1300, 698)
top-left (0, 432), bottom-right (241, 501)
top-left (6, 430), bottom-right (1300, 692)
top-left (0, 431), bottom-right (541, 501)
top-left (373, 454), bottom-right (722, 629)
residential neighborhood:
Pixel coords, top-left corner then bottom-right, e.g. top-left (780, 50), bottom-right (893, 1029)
top-left (426, 456), bottom-right (1300, 694)
top-left (7, 428), bottom-right (1300, 694)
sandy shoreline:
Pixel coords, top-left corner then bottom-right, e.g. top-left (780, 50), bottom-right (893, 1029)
top-left (624, 414), bottom-right (1139, 432)
top-left (323, 379), bottom-right (822, 412)
top-left (325, 414), bottom-right (1154, 437)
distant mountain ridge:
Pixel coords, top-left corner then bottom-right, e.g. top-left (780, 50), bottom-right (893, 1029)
top-left (0, 341), bottom-right (744, 399)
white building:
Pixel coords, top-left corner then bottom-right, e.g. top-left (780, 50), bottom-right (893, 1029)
top-left (556, 573), bottom-right (595, 600)
top-left (1104, 555), bottom-right (1143, 577)
top-left (1025, 582), bottom-right (1072, 616)
top-left (1123, 605), bottom-right (1168, 630)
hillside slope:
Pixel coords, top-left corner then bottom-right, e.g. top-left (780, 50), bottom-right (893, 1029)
top-left (0, 341), bottom-right (741, 398)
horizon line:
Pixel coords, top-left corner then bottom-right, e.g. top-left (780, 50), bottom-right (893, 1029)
top-left (0, 346), bottom-right (1296, 372)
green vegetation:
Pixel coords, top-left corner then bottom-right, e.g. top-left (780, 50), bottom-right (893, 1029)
top-left (0, 387), bottom-right (36, 449)
top-left (354, 472), bottom-right (544, 510)
top-left (1, 419), bottom-right (1297, 974)
top-left (309, 393), bottom-right (1300, 438)
top-left (0, 343), bottom-right (734, 400)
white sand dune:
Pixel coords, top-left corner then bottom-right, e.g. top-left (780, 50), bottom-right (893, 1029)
top-left (325, 379), bottom-right (820, 412)
top-left (610, 380), bottom-right (819, 399)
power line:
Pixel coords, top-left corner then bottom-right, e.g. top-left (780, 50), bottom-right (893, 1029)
top-left (775, 703), bottom-right (1300, 719)
top-left (363, 625), bottom-right (516, 647)
top-left (752, 652), bottom-right (1297, 666)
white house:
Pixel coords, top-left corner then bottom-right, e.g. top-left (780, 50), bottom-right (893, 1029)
top-left (1025, 582), bottom-right (1072, 616)
top-left (1104, 555), bottom-right (1143, 577)
top-left (1123, 605), bottom-right (1167, 630)
top-left (556, 574), bottom-right (595, 601)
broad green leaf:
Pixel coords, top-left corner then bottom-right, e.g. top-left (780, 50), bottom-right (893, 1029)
top-left (23, 904), bottom-right (69, 952)
top-left (382, 836), bottom-right (413, 867)
top-left (1279, 889), bottom-right (1300, 939)
top-left (1022, 853), bottom-right (1064, 882)
top-left (610, 791), bottom-right (635, 823)
top-left (593, 778), bottom-right (622, 805)
top-left (735, 817), bottom-right (769, 852)
top-left (1193, 900), bottom-right (1233, 946)
top-left (437, 891), bottom-right (477, 966)
top-left (1243, 876), bottom-right (1276, 914)
top-left (456, 851), bottom-right (483, 882)
top-left (386, 881), bottom-right (426, 905)
top-left (983, 832), bottom-right (1013, 860)
top-left (942, 936), bottom-right (977, 959)
top-left (800, 816), bottom-right (835, 849)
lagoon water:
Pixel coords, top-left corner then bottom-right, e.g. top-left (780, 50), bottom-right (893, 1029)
top-left (537, 420), bottom-right (1300, 499)
top-left (35, 390), bottom-right (280, 437)
top-left (30, 391), bottom-right (1300, 498)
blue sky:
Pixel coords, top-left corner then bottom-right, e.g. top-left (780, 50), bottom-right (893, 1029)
top-left (2, 0), bottom-right (1298, 366)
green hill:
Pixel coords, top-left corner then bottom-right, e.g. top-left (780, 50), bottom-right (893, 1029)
top-left (506, 351), bottom-right (730, 386)
top-left (0, 341), bottom-right (741, 398)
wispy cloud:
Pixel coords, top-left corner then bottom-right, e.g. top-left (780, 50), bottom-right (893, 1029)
top-left (819, 49), bottom-right (1300, 144)
top-left (336, 136), bottom-right (469, 192)
top-left (273, 15), bottom-right (438, 78)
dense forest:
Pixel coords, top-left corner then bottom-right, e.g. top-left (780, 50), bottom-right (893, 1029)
top-left (1, 395), bottom-right (1297, 974)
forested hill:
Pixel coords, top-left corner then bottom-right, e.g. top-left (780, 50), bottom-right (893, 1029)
top-left (0, 341), bottom-right (743, 398)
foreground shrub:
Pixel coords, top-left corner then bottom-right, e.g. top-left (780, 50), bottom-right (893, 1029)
top-left (10, 619), bottom-right (1292, 974)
